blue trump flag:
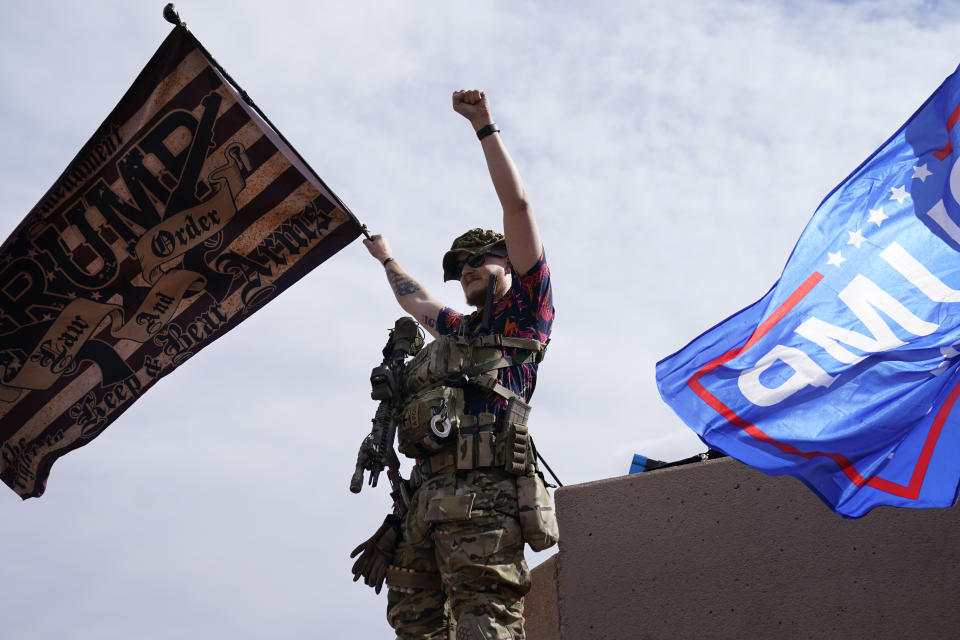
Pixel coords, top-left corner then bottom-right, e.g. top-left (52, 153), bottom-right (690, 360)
top-left (657, 64), bottom-right (960, 518)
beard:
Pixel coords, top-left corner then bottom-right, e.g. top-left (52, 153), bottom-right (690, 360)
top-left (465, 272), bottom-right (510, 307)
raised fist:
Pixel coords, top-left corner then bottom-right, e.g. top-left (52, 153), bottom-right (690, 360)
top-left (452, 89), bottom-right (493, 127)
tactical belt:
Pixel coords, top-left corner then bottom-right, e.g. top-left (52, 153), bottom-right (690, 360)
top-left (386, 565), bottom-right (442, 592)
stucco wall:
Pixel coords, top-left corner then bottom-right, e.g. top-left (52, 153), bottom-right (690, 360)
top-left (523, 555), bottom-right (560, 639)
top-left (526, 457), bottom-right (960, 640)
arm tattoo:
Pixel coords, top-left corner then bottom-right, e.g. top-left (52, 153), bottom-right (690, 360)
top-left (421, 314), bottom-right (437, 329)
top-left (387, 269), bottom-right (421, 296)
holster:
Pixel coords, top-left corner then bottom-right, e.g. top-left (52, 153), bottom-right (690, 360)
top-left (516, 471), bottom-right (560, 551)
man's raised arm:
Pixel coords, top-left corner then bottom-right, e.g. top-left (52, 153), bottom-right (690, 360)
top-left (452, 90), bottom-right (542, 275)
top-left (363, 234), bottom-right (445, 339)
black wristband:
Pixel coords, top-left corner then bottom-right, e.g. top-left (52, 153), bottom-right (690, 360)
top-left (382, 257), bottom-right (395, 266)
top-left (476, 123), bottom-right (500, 140)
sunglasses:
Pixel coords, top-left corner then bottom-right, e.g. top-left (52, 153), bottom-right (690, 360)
top-left (453, 250), bottom-right (506, 279)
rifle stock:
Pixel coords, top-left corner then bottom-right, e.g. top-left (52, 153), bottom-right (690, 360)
top-left (349, 318), bottom-right (423, 515)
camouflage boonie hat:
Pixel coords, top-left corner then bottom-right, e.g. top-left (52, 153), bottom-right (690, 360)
top-left (441, 228), bottom-right (508, 281)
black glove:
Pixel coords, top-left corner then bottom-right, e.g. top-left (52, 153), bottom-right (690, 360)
top-left (350, 514), bottom-right (401, 594)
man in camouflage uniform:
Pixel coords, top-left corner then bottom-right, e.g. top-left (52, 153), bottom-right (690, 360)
top-left (361, 89), bottom-right (554, 640)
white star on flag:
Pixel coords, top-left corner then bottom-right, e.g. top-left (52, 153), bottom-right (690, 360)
top-left (827, 250), bottom-right (846, 267)
top-left (913, 164), bottom-right (933, 182)
top-left (890, 185), bottom-right (910, 204)
top-left (847, 229), bottom-right (866, 248)
top-left (868, 207), bottom-right (888, 226)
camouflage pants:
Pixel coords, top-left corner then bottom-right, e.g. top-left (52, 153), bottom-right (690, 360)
top-left (387, 468), bottom-right (530, 640)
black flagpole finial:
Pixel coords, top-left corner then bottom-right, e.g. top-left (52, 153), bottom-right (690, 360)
top-left (163, 3), bottom-right (185, 27)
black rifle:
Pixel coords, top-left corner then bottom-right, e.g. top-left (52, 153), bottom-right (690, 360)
top-left (350, 317), bottom-right (424, 516)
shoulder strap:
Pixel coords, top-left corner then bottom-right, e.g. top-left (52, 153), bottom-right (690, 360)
top-left (461, 349), bottom-right (543, 377)
top-left (456, 336), bottom-right (549, 375)
top-left (468, 334), bottom-right (546, 353)
top-left (468, 373), bottom-right (525, 402)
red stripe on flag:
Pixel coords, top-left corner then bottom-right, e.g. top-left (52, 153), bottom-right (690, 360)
top-left (946, 102), bottom-right (960, 131)
top-left (933, 102), bottom-right (960, 161)
top-left (934, 141), bottom-right (952, 162)
top-left (689, 272), bottom-right (823, 380)
top-left (865, 375), bottom-right (960, 499)
top-left (685, 271), bottom-right (954, 499)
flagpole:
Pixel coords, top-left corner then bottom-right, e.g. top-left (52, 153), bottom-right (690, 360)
top-left (162, 4), bottom-right (371, 241)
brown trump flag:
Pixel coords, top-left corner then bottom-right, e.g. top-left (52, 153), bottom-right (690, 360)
top-left (0, 26), bottom-right (363, 498)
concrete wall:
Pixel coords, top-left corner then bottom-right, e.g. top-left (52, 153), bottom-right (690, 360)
top-left (523, 555), bottom-right (560, 639)
top-left (525, 457), bottom-right (960, 640)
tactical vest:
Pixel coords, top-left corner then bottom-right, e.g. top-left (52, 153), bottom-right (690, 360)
top-left (397, 332), bottom-right (546, 473)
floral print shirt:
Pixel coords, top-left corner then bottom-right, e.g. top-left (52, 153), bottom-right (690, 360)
top-left (437, 252), bottom-right (554, 428)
